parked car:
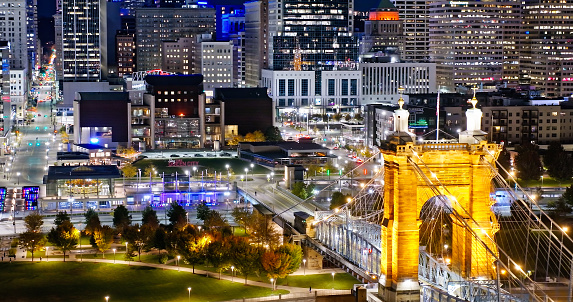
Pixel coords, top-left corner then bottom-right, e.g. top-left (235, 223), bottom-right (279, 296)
top-left (170, 154), bottom-right (180, 158)
top-left (194, 154), bottom-right (204, 157)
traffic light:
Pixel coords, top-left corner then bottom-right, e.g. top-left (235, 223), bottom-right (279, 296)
top-left (339, 170), bottom-right (342, 175)
top-left (326, 169), bottom-right (330, 176)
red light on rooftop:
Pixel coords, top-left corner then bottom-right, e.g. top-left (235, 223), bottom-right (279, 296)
top-left (369, 11), bottom-right (399, 21)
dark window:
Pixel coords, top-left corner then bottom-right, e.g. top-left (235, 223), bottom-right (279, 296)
top-left (342, 79), bottom-right (348, 96)
top-left (328, 79), bottom-right (335, 96)
top-left (279, 79), bottom-right (286, 96)
top-left (301, 79), bottom-right (309, 96)
top-left (350, 79), bottom-right (357, 95)
top-left (288, 79), bottom-right (295, 96)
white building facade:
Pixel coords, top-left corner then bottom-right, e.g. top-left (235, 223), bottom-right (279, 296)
top-left (201, 41), bottom-right (234, 98)
top-left (360, 62), bottom-right (437, 104)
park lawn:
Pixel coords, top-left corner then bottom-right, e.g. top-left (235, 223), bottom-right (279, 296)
top-left (0, 262), bottom-right (288, 302)
top-left (181, 263), bottom-right (359, 290)
top-left (517, 176), bottom-right (573, 188)
top-left (275, 273), bottom-right (359, 290)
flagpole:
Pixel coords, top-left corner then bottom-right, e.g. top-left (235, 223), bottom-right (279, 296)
top-left (436, 91), bottom-right (440, 141)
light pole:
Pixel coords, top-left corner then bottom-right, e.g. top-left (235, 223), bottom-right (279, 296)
top-left (303, 259), bottom-right (307, 275)
top-left (177, 255), bottom-right (181, 271)
top-left (270, 278), bottom-right (274, 291)
top-left (113, 248), bottom-right (116, 263)
top-left (231, 265), bottom-right (235, 281)
top-left (188, 287), bottom-right (191, 302)
top-left (244, 168), bottom-right (248, 190)
top-left (332, 272), bottom-right (335, 282)
top-left (105, 296), bottom-right (109, 302)
top-left (16, 172), bottom-right (20, 185)
top-left (46, 246), bottom-right (49, 262)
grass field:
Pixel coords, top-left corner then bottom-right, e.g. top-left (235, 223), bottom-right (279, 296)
top-left (517, 176), bottom-right (573, 188)
top-left (0, 262), bottom-right (288, 302)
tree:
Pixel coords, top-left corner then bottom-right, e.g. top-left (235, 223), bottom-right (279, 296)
top-left (250, 211), bottom-right (281, 248)
top-left (123, 224), bottom-right (154, 261)
top-left (175, 226), bottom-right (210, 273)
top-left (264, 126), bottom-right (283, 142)
top-left (93, 225), bottom-right (114, 258)
top-left (19, 231), bottom-right (45, 261)
top-left (261, 249), bottom-right (292, 282)
top-left (231, 207), bottom-right (251, 232)
top-left (231, 238), bottom-right (264, 284)
top-left (497, 147), bottom-right (512, 178)
top-left (153, 227), bottom-right (167, 254)
top-left (543, 142), bottom-right (573, 180)
top-left (24, 212), bottom-right (44, 232)
top-left (47, 220), bottom-right (79, 262)
top-left (291, 182), bottom-right (309, 199)
top-left (344, 113), bottom-right (352, 121)
top-left (544, 141), bottom-right (562, 173)
top-left (167, 201), bottom-right (187, 230)
top-left (144, 164), bottom-right (156, 178)
top-left (330, 192), bottom-right (352, 210)
top-left (142, 206), bottom-right (160, 229)
top-left (253, 130), bottom-right (266, 142)
top-left (83, 208), bottom-right (101, 236)
top-left (333, 113), bottom-right (343, 122)
top-left (204, 210), bottom-right (228, 229)
top-left (113, 205), bottom-right (132, 230)
top-left (515, 142), bottom-right (542, 181)
top-left (276, 243), bottom-right (303, 275)
top-left (54, 211), bottom-right (70, 227)
top-left (561, 185), bottom-right (573, 208)
top-left (197, 201), bottom-right (211, 221)
top-left (306, 165), bottom-right (321, 179)
top-left (206, 239), bottom-right (231, 279)
top-left (121, 164), bottom-right (137, 178)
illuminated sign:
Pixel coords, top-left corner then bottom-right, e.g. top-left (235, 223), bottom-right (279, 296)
top-left (23, 186), bottom-right (39, 210)
top-left (0, 187), bottom-right (5, 212)
top-left (168, 159), bottom-right (199, 167)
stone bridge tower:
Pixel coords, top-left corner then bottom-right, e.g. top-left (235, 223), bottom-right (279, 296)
top-left (378, 96), bottom-right (501, 302)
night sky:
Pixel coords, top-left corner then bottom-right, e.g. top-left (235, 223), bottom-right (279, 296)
top-left (37, 0), bottom-right (382, 44)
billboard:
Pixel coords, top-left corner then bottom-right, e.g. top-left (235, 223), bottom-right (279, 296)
top-left (23, 186), bottom-right (39, 210)
top-left (0, 187), bottom-right (5, 212)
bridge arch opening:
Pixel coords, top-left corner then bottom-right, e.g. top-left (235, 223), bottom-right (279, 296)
top-left (419, 195), bottom-right (453, 263)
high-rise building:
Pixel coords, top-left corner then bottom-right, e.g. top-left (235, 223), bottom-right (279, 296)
top-left (116, 34), bottom-right (136, 77)
top-left (54, 0), bottom-right (63, 80)
top-left (391, 0), bottom-right (429, 62)
top-left (360, 4), bottom-right (403, 63)
top-left (0, 0), bottom-right (29, 71)
top-left (61, 0), bottom-right (104, 81)
top-left (201, 41), bottom-right (234, 97)
top-left (269, 0), bottom-right (358, 71)
top-left (26, 0), bottom-right (39, 73)
top-left (0, 41), bottom-right (11, 138)
top-left (522, 0), bottom-right (573, 98)
top-left (161, 38), bottom-right (194, 75)
top-left (244, 0), bottom-right (269, 87)
top-left (429, 0), bottom-right (521, 91)
top-left (135, 6), bottom-right (215, 72)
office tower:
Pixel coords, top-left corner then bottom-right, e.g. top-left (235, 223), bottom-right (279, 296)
top-left (244, 0), bottom-right (269, 87)
top-left (0, 41), bottom-right (10, 136)
top-left (216, 5), bottom-right (244, 42)
top-left (269, 0), bottom-right (358, 71)
top-left (135, 6), bottom-right (215, 72)
top-left (54, 0), bottom-right (63, 80)
top-left (361, 3), bottom-right (403, 63)
top-left (161, 38), bottom-right (194, 74)
top-left (117, 34), bottom-right (136, 77)
top-left (26, 0), bottom-right (39, 73)
top-left (61, 0), bottom-right (104, 81)
top-left (201, 41), bottom-right (234, 97)
top-left (429, 0), bottom-right (521, 91)
top-left (391, 0), bottom-right (429, 62)
top-left (522, 0), bottom-right (573, 98)
top-left (0, 0), bottom-right (29, 71)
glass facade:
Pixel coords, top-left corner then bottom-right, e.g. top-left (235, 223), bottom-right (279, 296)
top-left (271, 0), bottom-right (358, 71)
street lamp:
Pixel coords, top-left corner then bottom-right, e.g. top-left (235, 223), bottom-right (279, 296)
top-left (188, 287), bottom-right (192, 302)
top-left (303, 259), bottom-right (306, 275)
top-left (113, 248), bottom-right (116, 263)
top-left (105, 296), bottom-right (109, 302)
top-left (332, 272), bottom-right (335, 282)
top-left (16, 172), bottom-right (20, 185)
top-left (46, 246), bottom-right (49, 262)
top-left (270, 278), bottom-right (274, 291)
top-left (177, 255), bottom-right (181, 271)
top-left (244, 168), bottom-right (248, 190)
top-left (231, 265), bottom-right (234, 281)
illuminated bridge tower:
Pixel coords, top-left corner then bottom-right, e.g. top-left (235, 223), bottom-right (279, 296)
top-left (378, 96), bottom-right (500, 301)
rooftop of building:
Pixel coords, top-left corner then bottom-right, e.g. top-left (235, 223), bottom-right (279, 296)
top-left (76, 92), bottom-right (130, 102)
top-left (45, 165), bottom-right (121, 180)
top-left (214, 88), bottom-right (270, 100)
top-left (145, 74), bottom-right (204, 87)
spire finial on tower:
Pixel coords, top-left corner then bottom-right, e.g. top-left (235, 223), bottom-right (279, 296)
top-left (398, 86), bottom-right (405, 109)
top-left (470, 86), bottom-right (478, 109)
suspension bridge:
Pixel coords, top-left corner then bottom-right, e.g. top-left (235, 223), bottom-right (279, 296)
top-left (299, 96), bottom-right (573, 302)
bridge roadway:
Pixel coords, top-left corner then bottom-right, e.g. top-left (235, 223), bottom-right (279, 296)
top-left (237, 183), bottom-right (378, 285)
